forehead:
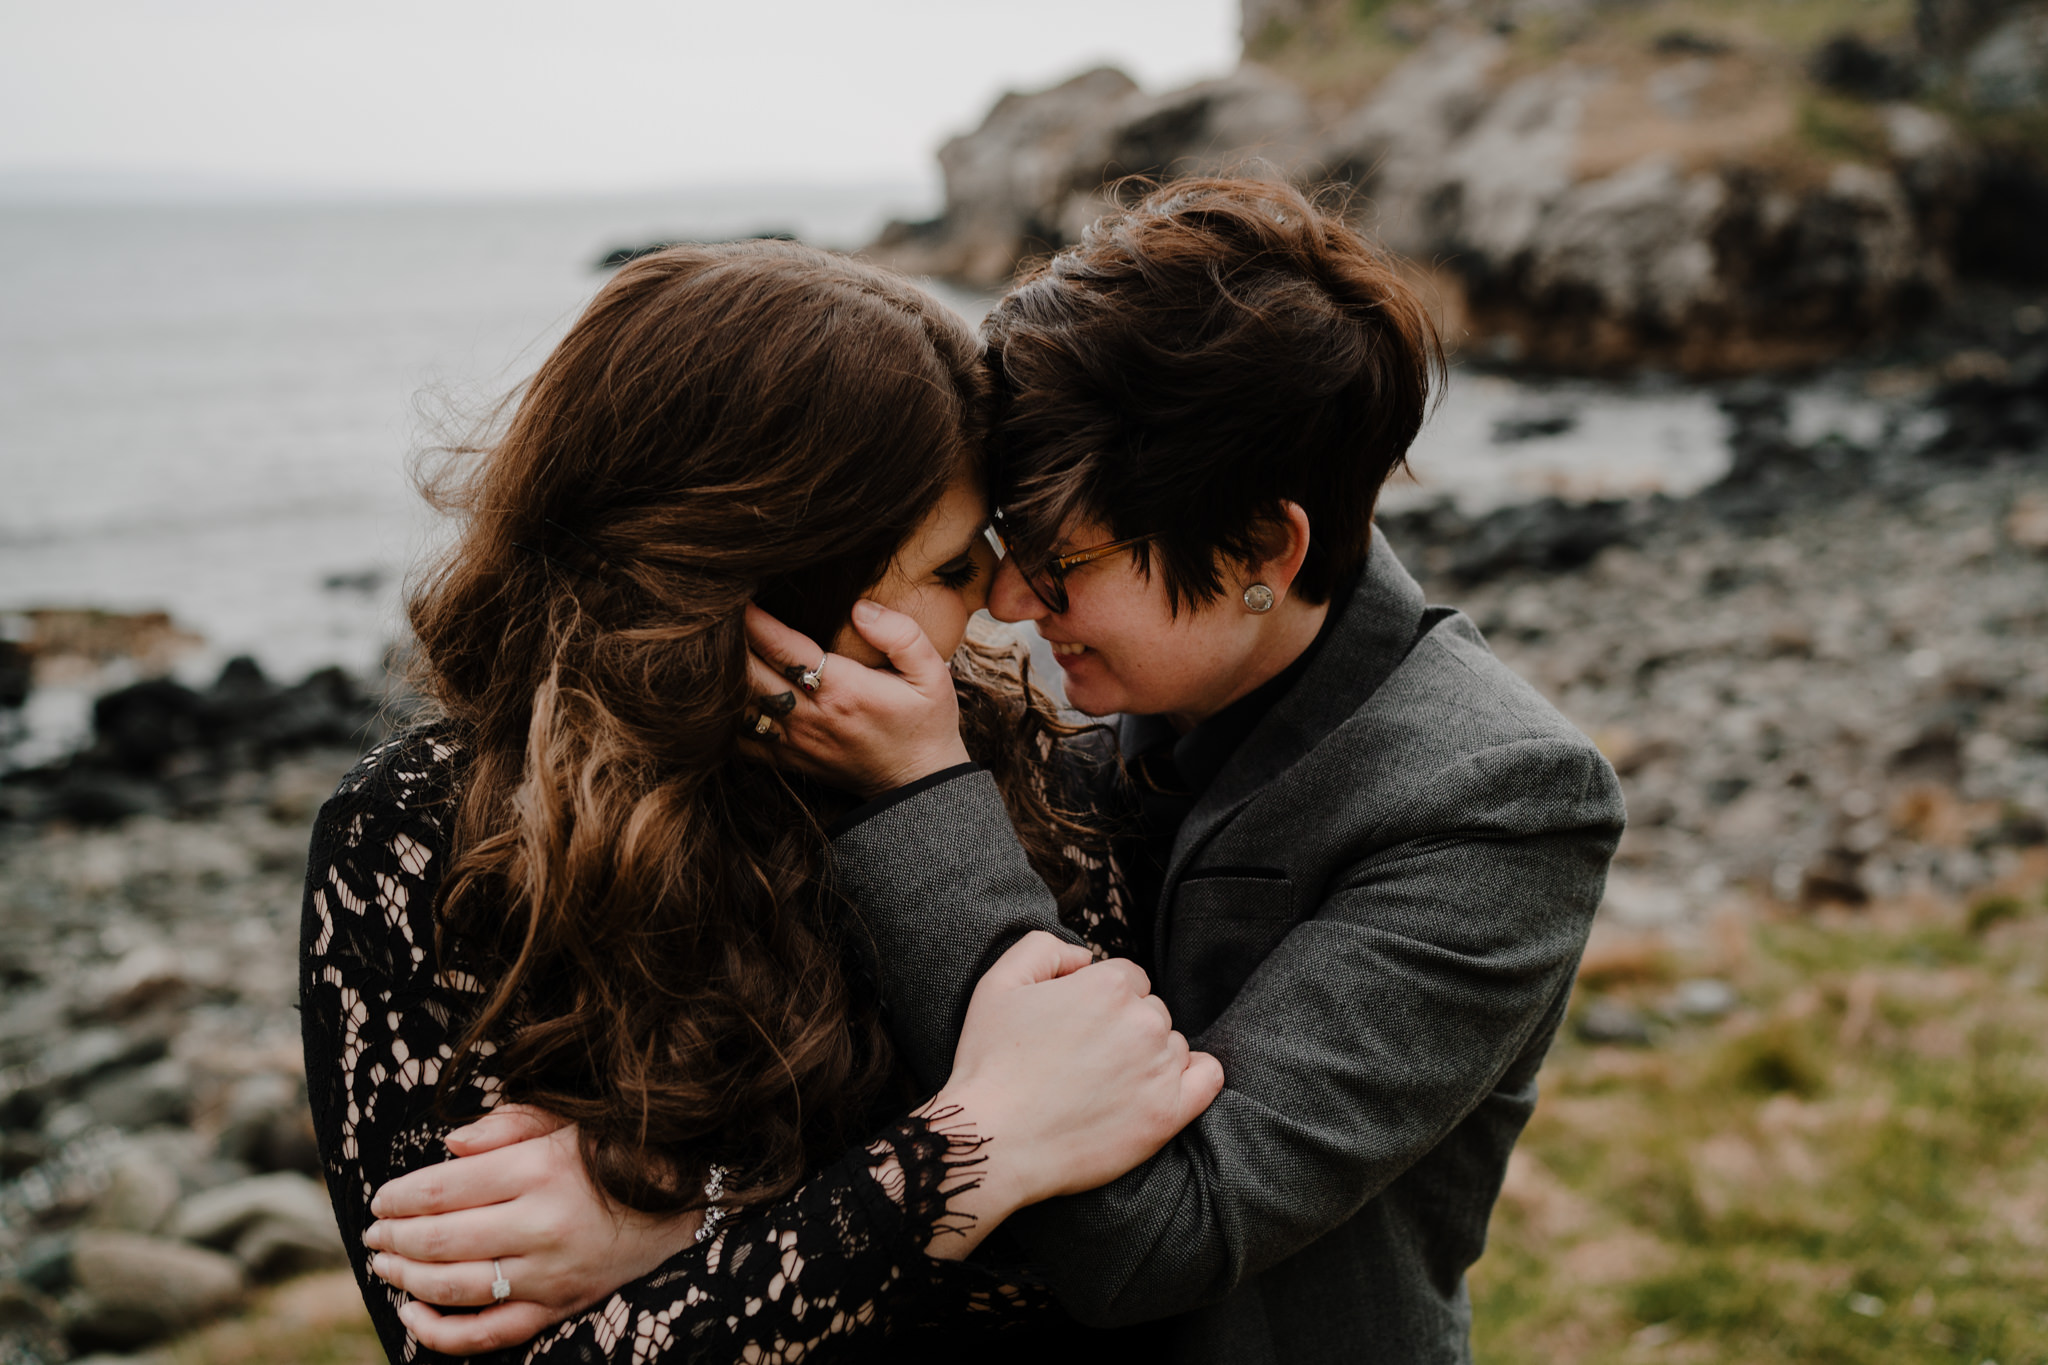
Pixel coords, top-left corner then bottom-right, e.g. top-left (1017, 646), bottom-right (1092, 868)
top-left (901, 476), bottom-right (988, 563)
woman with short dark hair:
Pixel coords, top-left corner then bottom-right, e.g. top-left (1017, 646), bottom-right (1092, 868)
top-left (740, 177), bottom-right (1623, 1363)
top-left (985, 175), bottom-right (1440, 617)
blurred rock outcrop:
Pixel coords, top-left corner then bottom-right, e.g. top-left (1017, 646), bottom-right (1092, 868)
top-left (868, 0), bottom-right (2048, 373)
top-left (1, 654), bottom-right (393, 827)
top-left (871, 65), bottom-right (1315, 283)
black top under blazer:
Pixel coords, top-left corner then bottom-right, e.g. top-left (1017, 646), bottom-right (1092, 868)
top-left (829, 531), bottom-right (1626, 1365)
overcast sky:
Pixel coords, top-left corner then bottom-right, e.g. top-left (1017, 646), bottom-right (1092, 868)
top-left (0, 0), bottom-right (1240, 196)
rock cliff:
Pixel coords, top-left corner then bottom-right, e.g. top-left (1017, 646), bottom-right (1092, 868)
top-left (867, 0), bottom-right (2048, 374)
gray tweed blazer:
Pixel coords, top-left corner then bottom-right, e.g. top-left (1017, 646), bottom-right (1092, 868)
top-left (831, 533), bottom-right (1624, 1364)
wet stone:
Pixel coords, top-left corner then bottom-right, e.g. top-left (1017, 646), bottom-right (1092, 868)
top-left (232, 1214), bottom-right (347, 1281)
top-left (1667, 978), bottom-right (1739, 1021)
top-left (1577, 998), bottom-right (1655, 1046)
top-left (64, 1230), bottom-right (245, 1350)
top-left (77, 1058), bottom-right (192, 1133)
top-left (83, 1143), bottom-right (182, 1235)
top-left (169, 1172), bottom-right (336, 1254)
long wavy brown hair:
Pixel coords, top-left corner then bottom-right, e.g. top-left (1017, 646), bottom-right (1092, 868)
top-left (408, 240), bottom-right (1101, 1213)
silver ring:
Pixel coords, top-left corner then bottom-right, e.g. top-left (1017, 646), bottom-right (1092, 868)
top-left (491, 1258), bottom-right (511, 1302)
top-left (799, 655), bottom-right (828, 692)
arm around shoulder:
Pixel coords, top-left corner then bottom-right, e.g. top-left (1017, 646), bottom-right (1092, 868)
top-left (830, 766), bottom-right (1080, 1091)
top-left (832, 729), bottom-right (1624, 1328)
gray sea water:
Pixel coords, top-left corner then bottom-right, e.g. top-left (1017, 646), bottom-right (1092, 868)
top-left (3, 186), bottom-right (1863, 760)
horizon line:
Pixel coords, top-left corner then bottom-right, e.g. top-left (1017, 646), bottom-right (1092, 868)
top-left (0, 165), bottom-right (943, 206)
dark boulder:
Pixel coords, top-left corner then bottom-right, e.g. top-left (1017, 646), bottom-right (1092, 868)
top-left (1449, 498), bottom-right (1636, 583)
top-left (91, 678), bottom-right (204, 773)
top-left (189, 657), bottom-right (376, 760)
top-left (1702, 384), bottom-right (1878, 526)
top-left (1955, 148), bottom-right (2048, 283)
top-left (1377, 494), bottom-right (1639, 588)
top-left (321, 567), bottom-right (386, 594)
top-left (595, 230), bottom-right (797, 271)
top-left (1491, 412), bottom-right (1579, 443)
top-left (0, 640), bottom-right (28, 710)
top-left (1928, 344), bottom-right (2048, 456)
top-left (1811, 33), bottom-right (1921, 99)
top-left (44, 769), bottom-right (165, 825)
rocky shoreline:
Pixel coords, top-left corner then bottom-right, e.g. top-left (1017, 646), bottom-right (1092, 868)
top-left (1387, 297), bottom-right (2048, 938)
top-left (0, 664), bottom-right (391, 1358)
top-left (0, 333), bottom-right (2042, 1359)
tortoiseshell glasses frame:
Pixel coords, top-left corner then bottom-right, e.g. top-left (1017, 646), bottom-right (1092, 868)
top-left (984, 509), bottom-right (1150, 614)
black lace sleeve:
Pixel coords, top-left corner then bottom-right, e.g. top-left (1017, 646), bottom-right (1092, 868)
top-left (298, 726), bottom-right (1050, 1364)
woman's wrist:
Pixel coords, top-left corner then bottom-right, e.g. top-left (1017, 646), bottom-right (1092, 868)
top-left (908, 1083), bottom-right (1033, 1260)
top-left (858, 736), bottom-right (974, 799)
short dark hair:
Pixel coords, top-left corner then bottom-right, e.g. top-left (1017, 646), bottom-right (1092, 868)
top-left (984, 177), bottom-right (1444, 612)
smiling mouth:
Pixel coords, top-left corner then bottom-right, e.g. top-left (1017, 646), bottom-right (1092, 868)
top-left (1048, 640), bottom-right (1088, 658)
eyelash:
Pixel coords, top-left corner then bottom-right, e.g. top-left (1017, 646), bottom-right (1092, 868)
top-left (936, 560), bottom-right (981, 590)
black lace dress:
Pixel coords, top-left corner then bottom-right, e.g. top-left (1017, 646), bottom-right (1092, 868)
top-left (299, 723), bottom-right (1123, 1364)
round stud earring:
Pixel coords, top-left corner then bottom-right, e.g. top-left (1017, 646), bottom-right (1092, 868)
top-left (1242, 583), bottom-right (1275, 613)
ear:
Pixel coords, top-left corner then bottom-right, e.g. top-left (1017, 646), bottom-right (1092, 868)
top-left (1250, 501), bottom-right (1314, 603)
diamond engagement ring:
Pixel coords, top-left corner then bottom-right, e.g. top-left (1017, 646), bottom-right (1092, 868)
top-left (798, 655), bottom-right (828, 692)
top-left (492, 1259), bottom-right (511, 1302)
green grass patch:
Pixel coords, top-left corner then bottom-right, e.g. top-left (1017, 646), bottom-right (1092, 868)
top-left (1717, 1018), bottom-right (1827, 1096)
top-left (1473, 876), bottom-right (2048, 1364)
top-left (1970, 892), bottom-right (2027, 933)
top-left (1798, 93), bottom-right (1892, 164)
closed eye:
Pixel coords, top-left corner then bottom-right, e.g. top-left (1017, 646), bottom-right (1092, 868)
top-left (935, 558), bottom-right (981, 590)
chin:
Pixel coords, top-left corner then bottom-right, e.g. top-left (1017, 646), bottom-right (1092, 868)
top-left (1059, 676), bottom-right (1125, 718)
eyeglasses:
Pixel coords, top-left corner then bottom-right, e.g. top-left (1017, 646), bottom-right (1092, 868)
top-left (985, 510), bottom-right (1149, 614)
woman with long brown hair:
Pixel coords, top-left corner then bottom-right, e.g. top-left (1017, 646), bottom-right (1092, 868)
top-left (299, 238), bottom-right (1221, 1362)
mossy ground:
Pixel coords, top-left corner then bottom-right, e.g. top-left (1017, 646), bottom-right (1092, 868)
top-left (1251, 0), bottom-right (1916, 93)
top-left (1472, 858), bottom-right (2048, 1365)
top-left (1251, 0), bottom-right (1927, 177)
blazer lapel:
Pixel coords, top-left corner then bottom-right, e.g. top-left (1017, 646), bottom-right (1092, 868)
top-left (1153, 532), bottom-right (1430, 963)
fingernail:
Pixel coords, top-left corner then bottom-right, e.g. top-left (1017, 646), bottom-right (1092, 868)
top-left (852, 599), bottom-right (880, 624)
top-left (364, 1220), bottom-right (382, 1246)
top-left (368, 1251), bottom-right (386, 1279)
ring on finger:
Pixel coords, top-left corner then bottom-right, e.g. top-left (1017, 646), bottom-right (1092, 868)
top-left (798, 655), bottom-right (828, 693)
top-left (750, 712), bottom-right (776, 737)
top-left (491, 1258), bottom-right (511, 1302)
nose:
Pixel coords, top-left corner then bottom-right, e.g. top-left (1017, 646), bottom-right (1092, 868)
top-left (987, 557), bottom-right (1048, 624)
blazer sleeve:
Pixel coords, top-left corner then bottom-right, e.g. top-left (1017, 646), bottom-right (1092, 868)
top-left (829, 735), bottom-right (1624, 1327)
